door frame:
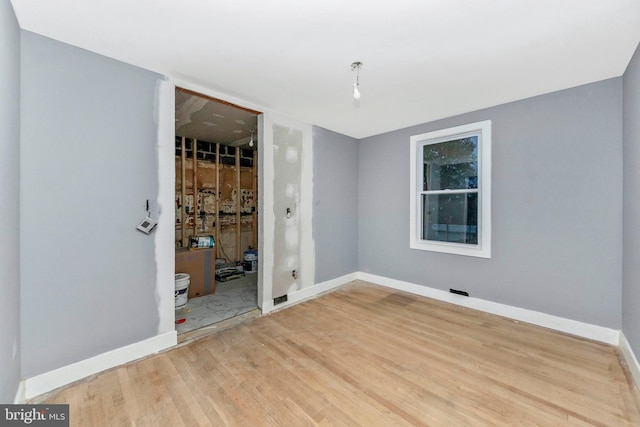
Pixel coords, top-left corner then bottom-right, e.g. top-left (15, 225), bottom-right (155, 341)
top-left (156, 78), bottom-right (315, 330)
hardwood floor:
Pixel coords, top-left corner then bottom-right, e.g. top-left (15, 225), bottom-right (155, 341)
top-left (43, 281), bottom-right (640, 426)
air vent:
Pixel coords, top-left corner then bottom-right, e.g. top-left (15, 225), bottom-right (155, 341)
top-left (274, 295), bottom-right (288, 305)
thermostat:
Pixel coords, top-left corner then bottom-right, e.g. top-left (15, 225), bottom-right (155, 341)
top-left (137, 216), bottom-right (158, 234)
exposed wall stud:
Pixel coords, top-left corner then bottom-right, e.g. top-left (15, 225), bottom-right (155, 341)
top-left (252, 149), bottom-right (258, 250)
top-left (215, 142), bottom-right (221, 259)
top-left (180, 136), bottom-right (186, 247)
top-left (193, 139), bottom-right (198, 243)
top-left (236, 148), bottom-right (241, 261)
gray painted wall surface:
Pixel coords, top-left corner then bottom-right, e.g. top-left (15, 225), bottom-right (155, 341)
top-left (20, 32), bottom-right (162, 377)
top-left (358, 79), bottom-right (623, 328)
top-left (313, 126), bottom-right (358, 283)
top-left (623, 43), bottom-right (640, 355)
top-left (0, 0), bottom-right (21, 403)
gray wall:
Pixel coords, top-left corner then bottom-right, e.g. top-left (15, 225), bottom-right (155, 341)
top-left (359, 78), bottom-right (623, 328)
top-left (623, 43), bottom-right (640, 354)
top-left (313, 126), bottom-right (359, 283)
top-left (20, 32), bottom-right (162, 377)
top-left (0, 0), bottom-right (22, 403)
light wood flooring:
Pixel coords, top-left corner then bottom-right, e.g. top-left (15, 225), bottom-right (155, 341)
top-left (43, 281), bottom-right (640, 426)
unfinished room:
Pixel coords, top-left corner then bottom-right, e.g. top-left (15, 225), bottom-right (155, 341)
top-left (174, 88), bottom-right (261, 338)
top-left (2, 1), bottom-right (640, 426)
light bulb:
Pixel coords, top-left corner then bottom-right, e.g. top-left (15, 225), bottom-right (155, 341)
top-left (353, 83), bottom-right (361, 100)
top-left (249, 140), bottom-right (254, 147)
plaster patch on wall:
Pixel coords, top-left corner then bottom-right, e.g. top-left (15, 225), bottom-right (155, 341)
top-left (285, 221), bottom-right (299, 249)
top-left (258, 111), bottom-right (315, 311)
top-left (285, 183), bottom-right (295, 197)
top-left (286, 146), bottom-right (298, 163)
top-left (272, 124), bottom-right (303, 296)
top-left (286, 256), bottom-right (296, 269)
top-left (154, 78), bottom-right (178, 338)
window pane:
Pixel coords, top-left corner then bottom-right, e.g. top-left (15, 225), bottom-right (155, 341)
top-left (422, 193), bottom-right (478, 244)
top-left (422, 137), bottom-right (477, 191)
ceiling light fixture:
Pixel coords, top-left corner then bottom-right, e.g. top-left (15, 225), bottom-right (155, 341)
top-left (249, 129), bottom-right (254, 148)
top-left (351, 61), bottom-right (363, 100)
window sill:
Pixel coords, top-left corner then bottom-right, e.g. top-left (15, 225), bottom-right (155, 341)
top-left (409, 239), bottom-right (491, 258)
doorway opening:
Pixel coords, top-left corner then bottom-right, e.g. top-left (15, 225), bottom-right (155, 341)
top-left (174, 87), bottom-right (261, 339)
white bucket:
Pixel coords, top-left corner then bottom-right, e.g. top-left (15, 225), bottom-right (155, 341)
top-left (175, 273), bottom-right (190, 308)
top-left (243, 250), bottom-right (258, 273)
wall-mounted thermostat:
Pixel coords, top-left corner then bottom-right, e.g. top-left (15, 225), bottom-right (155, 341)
top-left (137, 217), bottom-right (158, 234)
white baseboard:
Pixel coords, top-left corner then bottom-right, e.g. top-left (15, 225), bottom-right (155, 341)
top-left (22, 273), bottom-right (355, 400)
top-left (620, 332), bottom-right (640, 390)
top-left (263, 272), bottom-right (358, 313)
top-left (357, 272), bottom-right (620, 345)
top-left (24, 331), bottom-right (177, 400)
top-left (13, 380), bottom-right (26, 404)
top-left (19, 273), bottom-right (630, 400)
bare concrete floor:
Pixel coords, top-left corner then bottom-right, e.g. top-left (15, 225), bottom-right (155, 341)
top-left (174, 272), bottom-right (257, 336)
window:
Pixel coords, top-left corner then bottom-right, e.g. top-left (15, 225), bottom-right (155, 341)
top-left (410, 120), bottom-right (491, 258)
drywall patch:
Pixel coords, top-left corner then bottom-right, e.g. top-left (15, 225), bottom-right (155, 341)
top-left (155, 78), bottom-right (178, 336)
top-left (272, 124), bottom-right (303, 297)
top-left (286, 146), bottom-right (298, 163)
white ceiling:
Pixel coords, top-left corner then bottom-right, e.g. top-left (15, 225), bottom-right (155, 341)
top-left (10, 0), bottom-right (640, 139)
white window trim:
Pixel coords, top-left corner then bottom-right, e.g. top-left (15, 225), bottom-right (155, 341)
top-left (409, 120), bottom-right (492, 258)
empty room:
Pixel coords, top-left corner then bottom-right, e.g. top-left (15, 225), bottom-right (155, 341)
top-left (2, 0), bottom-right (640, 425)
